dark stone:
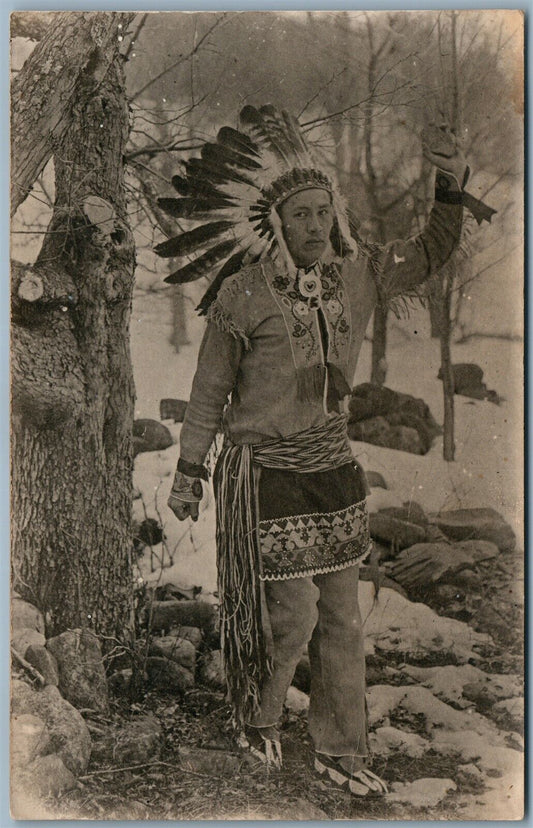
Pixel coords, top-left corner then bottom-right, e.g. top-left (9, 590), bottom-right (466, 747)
top-left (438, 363), bottom-right (484, 392)
top-left (351, 383), bottom-right (399, 416)
top-left (145, 657), bottom-right (194, 692)
top-left (347, 396), bottom-right (375, 422)
top-left (133, 418), bottom-right (173, 456)
top-left (25, 644), bottom-right (59, 686)
top-left (155, 582), bottom-right (202, 601)
top-left (11, 628), bottom-right (46, 658)
top-left (387, 412), bottom-right (435, 453)
top-left (148, 599), bottom-right (217, 634)
top-left (378, 502), bottom-right (428, 527)
top-left (149, 636), bottom-right (196, 669)
top-left (389, 540), bottom-right (500, 590)
top-left (365, 471), bottom-right (388, 489)
top-left (134, 518), bottom-right (164, 548)
top-left (433, 508), bottom-right (516, 553)
top-left (168, 626), bottom-right (203, 649)
top-left (90, 714), bottom-right (162, 765)
top-left (47, 628), bottom-right (108, 713)
top-left (348, 417), bottom-right (425, 455)
top-left (369, 513), bottom-right (427, 550)
top-left (11, 680), bottom-right (91, 775)
top-left (160, 398), bottom-right (188, 423)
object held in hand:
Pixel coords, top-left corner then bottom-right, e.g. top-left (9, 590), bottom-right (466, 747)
top-left (422, 123), bottom-right (496, 225)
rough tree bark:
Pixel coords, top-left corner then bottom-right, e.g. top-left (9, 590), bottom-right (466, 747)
top-left (11, 11), bottom-right (137, 640)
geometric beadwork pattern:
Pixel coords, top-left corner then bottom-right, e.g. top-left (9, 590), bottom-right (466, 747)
top-left (259, 498), bottom-right (371, 581)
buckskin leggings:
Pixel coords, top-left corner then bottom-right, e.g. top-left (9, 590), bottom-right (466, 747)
top-left (249, 563), bottom-right (368, 759)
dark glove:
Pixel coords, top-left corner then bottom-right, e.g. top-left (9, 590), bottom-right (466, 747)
top-left (167, 470), bottom-right (203, 522)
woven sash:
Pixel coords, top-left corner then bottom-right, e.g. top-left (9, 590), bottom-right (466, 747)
top-left (253, 413), bottom-right (353, 472)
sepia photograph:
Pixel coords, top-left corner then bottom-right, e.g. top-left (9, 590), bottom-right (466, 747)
top-left (10, 9), bottom-right (524, 821)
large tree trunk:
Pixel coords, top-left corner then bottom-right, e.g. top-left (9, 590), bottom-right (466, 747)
top-left (11, 12), bottom-right (137, 641)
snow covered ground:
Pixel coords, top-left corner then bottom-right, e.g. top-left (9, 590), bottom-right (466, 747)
top-left (131, 289), bottom-right (523, 595)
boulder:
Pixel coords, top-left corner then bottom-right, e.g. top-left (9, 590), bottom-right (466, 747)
top-left (11, 599), bottom-right (45, 634)
top-left (390, 540), bottom-right (500, 590)
top-left (378, 502), bottom-right (428, 526)
top-left (134, 518), bottom-right (164, 549)
top-left (160, 398), bottom-right (188, 423)
top-left (386, 778), bottom-right (456, 808)
top-left (168, 626), bottom-right (203, 649)
top-left (148, 636), bottom-right (196, 670)
top-left (369, 513), bottom-right (427, 550)
top-left (359, 567), bottom-right (408, 599)
top-left (145, 657), bottom-right (194, 692)
top-left (11, 628), bottom-right (46, 658)
top-left (350, 417), bottom-right (425, 454)
top-left (387, 412), bottom-right (435, 454)
top-left (199, 650), bottom-right (225, 689)
top-left (433, 508), bottom-right (516, 553)
top-left (91, 714), bottom-right (162, 765)
top-left (365, 471), bottom-right (388, 490)
top-left (11, 713), bottom-right (51, 767)
top-left (438, 362), bottom-right (484, 391)
top-left (149, 599), bottom-right (216, 634)
top-left (108, 668), bottom-right (133, 695)
top-left (12, 754), bottom-right (77, 810)
top-left (11, 681), bottom-right (91, 775)
top-left (155, 582), bottom-right (202, 601)
top-left (133, 418), bottom-right (173, 456)
top-left (24, 644), bottom-right (59, 686)
top-left (351, 383), bottom-right (399, 416)
top-left (47, 628), bottom-right (108, 713)
top-left (347, 396), bottom-right (375, 422)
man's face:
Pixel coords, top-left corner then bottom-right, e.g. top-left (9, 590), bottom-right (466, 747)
top-left (278, 189), bottom-right (334, 268)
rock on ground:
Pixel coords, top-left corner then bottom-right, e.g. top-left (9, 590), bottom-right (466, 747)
top-left (11, 713), bottom-right (51, 767)
top-left (432, 508), bottom-right (516, 553)
top-left (11, 598), bottom-right (45, 634)
top-left (149, 635), bottom-right (196, 669)
top-left (11, 628), bottom-right (46, 658)
top-left (24, 644), bottom-right (59, 686)
top-left (133, 418), bottom-right (173, 456)
top-left (47, 628), bottom-right (108, 713)
top-left (91, 714), bottom-right (162, 766)
top-left (11, 680), bottom-right (91, 775)
top-left (145, 657), bottom-right (195, 692)
top-left (12, 754), bottom-right (77, 816)
top-left (199, 650), bottom-right (225, 689)
top-left (386, 777), bottom-right (456, 808)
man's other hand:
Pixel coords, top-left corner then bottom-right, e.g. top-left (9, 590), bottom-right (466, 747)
top-left (167, 471), bottom-right (203, 522)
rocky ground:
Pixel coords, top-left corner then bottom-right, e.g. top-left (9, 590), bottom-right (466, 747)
top-left (11, 523), bottom-right (523, 821)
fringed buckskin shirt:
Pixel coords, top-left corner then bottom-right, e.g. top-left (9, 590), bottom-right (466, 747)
top-left (179, 170), bottom-right (463, 580)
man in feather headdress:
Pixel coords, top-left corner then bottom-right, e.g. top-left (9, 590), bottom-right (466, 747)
top-left (161, 107), bottom-right (491, 795)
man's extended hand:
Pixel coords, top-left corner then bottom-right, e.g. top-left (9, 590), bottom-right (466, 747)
top-left (167, 470), bottom-right (203, 522)
top-left (421, 122), bottom-right (468, 184)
